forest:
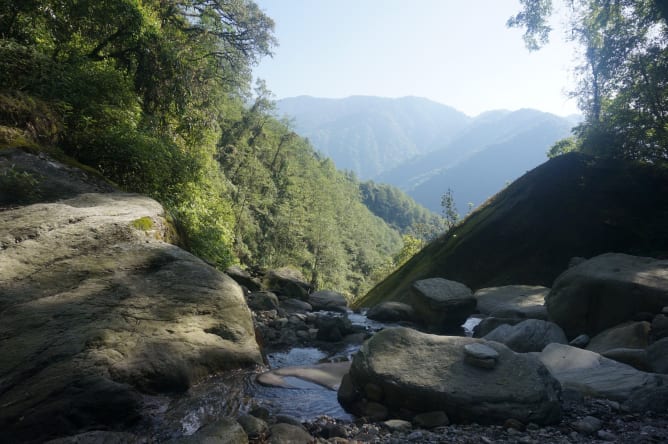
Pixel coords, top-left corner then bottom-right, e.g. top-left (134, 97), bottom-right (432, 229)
top-left (1, 0), bottom-right (667, 299)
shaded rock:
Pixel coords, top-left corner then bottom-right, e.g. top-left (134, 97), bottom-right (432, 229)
top-left (280, 298), bottom-right (313, 313)
top-left (367, 301), bottom-right (415, 323)
top-left (225, 265), bottom-right (262, 292)
top-left (409, 278), bottom-right (476, 331)
top-left (463, 343), bottom-right (499, 369)
top-left (651, 314), bottom-right (668, 340)
top-left (537, 343), bottom-right (668, 409)
top-left (315, 315), bottom-right (354, 342)
top-left (383, 419), bottom-right (412, 432)
top-left (647, 337), bottom-right (668, 373)
top-left (247, 291), bottom-right (280, 311)
top-left (600, 348), bottom-right (650, 371)
top-left (274, 415), bottom-right (304, 428)
top-left (569, 334), bottom-right (590, 348)
top-left (483, 319), bottom-right (567, 353)
top-left (269, 423), bottom-right (312, 444)
top-left (473, 317), bottom-right (523, 338)
top-left (413, 411), bottom-right (449, 429)
top-left (361, 401), bottom-right (389, 421)
top-left (237, 414), bottom-right (269, 439)
top-left (586, 321), bottom-right (651, 353)
top-left (264, 268), bottom-right (312, 300)
top-left (546, 253), bottom-right (668, 338)
top-left (474, 285), bottom-right (548, 319)
top-left (177, 418), bottom-right (248, 444)
top-left (572, 416), bottom-right (602, 435)
top-left (624, 386), bottom-right (668, 413)
top-left (340, 327), bottom-right (561, 425)
top-left (0, 193), bottom-right (261, 443)
top-left (308, 290), bottom-right (348, 312)
top-left (45, 431), bottom-right (142, 444)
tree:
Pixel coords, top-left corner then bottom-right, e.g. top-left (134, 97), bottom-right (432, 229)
top-left (508, 0), bottom-right (668, 160)
top-left (441, 188), bottom-right (460, 230)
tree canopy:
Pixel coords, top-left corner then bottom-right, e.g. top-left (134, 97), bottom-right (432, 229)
top-left (509, 0), bottom-right (668, 160)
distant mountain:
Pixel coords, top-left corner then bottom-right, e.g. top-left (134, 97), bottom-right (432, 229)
top-left (276, 96), bottom-right (471, 178)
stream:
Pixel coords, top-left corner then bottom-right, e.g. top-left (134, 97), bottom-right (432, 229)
top-left (136, 310), bottom-right (481, 440)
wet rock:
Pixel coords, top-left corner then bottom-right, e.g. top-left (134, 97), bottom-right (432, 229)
top-left (269, 423), bottom-right (313, 444)
top-left (585, 321), bottom-right (651, 353)
top-left (483, 319), bottom-right (567, 353)
top-left (362, 402), bottom-right (389, 421)
top-left (341, 327), bottom-right (561, 425)
top-left (367, 301), bottom-right (416, 323)
top-left (275, 415), bottom-right (304, 428)
top-left (178, 418), bottom-right (248, 444)
top-left (237, 414), bottom-right (269, 439)
top-left (569, 334), bottom-right (590, 348)
top-left (474, 285), bottom-right (549, 319)
top-left (316, 314), bottom-right (354, 342)
top-left (413, 411), bottom-right (449, 429)
top-left (247, 291), bottom-right (280, 311)
top-left (410, 278), bottom-right (476, 331)
top-left (647, 337), bottom-right (668, 373)
top-left (308, 290), bottom-right (348, 313)
top-left (546, 253), bottom-right (668, 338)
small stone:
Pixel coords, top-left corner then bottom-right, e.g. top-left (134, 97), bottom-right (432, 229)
top-left (464, 342), bottom-right (500, 360)
top-left (572, 416), bottom-right (602, 434)
top-left (569, 334), bottom-right (590, 348)
top-left (597, 430), bottom-right (617, 441)
top-left (504, 418), bottom-right (525, 431)
top-left (237, 414), bottom-right (268, 439)
top-left (407, 431), bottom-right (424, 441)
top-left (413, 411), bottom-right (449, 429)
top-left (383, 419), bottom-right (412, 431)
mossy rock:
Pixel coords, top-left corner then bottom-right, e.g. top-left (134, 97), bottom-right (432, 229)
top-left (131, 216), bottom-right (154, 231)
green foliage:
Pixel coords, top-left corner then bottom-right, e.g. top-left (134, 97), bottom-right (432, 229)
top-left (0, 164), bottom-right (41, 204)
top-left (131, 217), bottom-right (153, 231)
top-left (441, 188), bottom-right (460, 230)
top-left (547, 137), bottom-right (580, 158)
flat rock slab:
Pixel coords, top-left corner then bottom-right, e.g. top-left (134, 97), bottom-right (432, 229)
top-left (0, 193), bottom-right (262, 442)
top-left (410, 278), bottom-right (476, 331)
top-left (474, 285), bottom-right (549, 319)
top-left (257, 361), bottom-right (351, 390)
top-left (483, 319), bottom-right (567, 353)
top-left (538, 343), bottom-right (668, 408)
top-left (340, 327), bottom-right (561, 425)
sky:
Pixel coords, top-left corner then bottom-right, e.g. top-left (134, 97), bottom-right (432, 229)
top-left (252, 0), bottom-right (581, 117)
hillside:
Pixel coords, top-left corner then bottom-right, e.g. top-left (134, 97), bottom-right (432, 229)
top-left (276, 96), bottom-right (471, 178)
top-left (356, 152), bottom-right (668, 307)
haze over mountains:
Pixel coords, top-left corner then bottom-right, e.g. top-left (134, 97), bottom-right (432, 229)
top-left (276, 96), bottom-right (576, 214)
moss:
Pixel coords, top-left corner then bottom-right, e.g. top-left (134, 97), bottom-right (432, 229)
top-left (131, 217), bottom-right (154, 231)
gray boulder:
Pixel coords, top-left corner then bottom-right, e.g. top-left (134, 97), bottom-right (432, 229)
top-left (175, 418), bottom-right (248, 444)
top-left (340, 327), bottom-right (561, 425)
top-left (247, 291), bottom-right (280, 311)
top-left (366, 301), bottom-right (415, 323)
top-left (647, 337), bottom-right (668, 373)
top-left (226, 265), bottom-right (262, 292)
top-left (546, 253), bottom-right (668, 338)
top-left (279, 298), bottom-right (313, 313)
top-left (308, 290), bottom-right (348, 312)
top-left (409, 278), bottom-right (476, 331)
top-left (269, 423), bottom-right (312, 444)
top-left (473, 317), bottom-right (523, 338)
top-left (538, 343), bottom-right (668, 410)
top-left (474, 285), bottom-right (549, 319)
top-left (264, 268), bottom-right (312, 300)
top-left (0, 193), bottom-right (262, 443)
top-left (586, 321), bottom-right (651, 354)
top-left (483, 319), bottom-right (568, 353)
top-left (600, 348), bottom-right (650, 371)
top-left (652, 314), bottom-right (668, 340)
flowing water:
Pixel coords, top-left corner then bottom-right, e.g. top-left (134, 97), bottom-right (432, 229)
top-left (136, 310), bottom-right (482, 439)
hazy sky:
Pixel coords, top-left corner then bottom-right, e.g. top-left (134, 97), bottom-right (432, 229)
top-left (252, 0), bottom-right (581, 117)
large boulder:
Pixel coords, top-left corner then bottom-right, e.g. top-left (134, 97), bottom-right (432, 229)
top-left (366, 301), bottom-right (415, 323)
top-left (339, 327), bottom-right (561, 425)
top-left (264, 268), bottom-right (312, 300)
top-left (647, 337), bottom-right (668, 374)
top-left (474, 285), bottom-right (549, 319)
top-left (483, 319), bottom-right (568, 353)
top-left (409, 278), bottom-right (476, 331)
top-left (546, 253), bottom-right (668, 338)
top-left (538, 343), bottom-right (668, 410)
top-left (585, 321), bottom-right (651, 354)
top-left (0, 193), bottom-right (262, 443)
top-left (308, 290), bottom-right (348, 313)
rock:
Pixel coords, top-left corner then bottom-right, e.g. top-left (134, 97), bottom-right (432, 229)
top-left (274, 415), bottom-right (304, 428)
top-left (383, 419), bottom-right (413, 432)
top-left (572, 416), bottom-right (602, 434)
top-left (308, 290), bottom-right (348, 312)
top-left (361, 401), bottom-right (389, 421)
top-left (247, 291), bottom-right (280, 311)
top-left (316, 314), bottom-right (354, 342)
top-left (600, 348), bottom-right (650, 371)
top-left (45, 431), bottom-right (142, 443)
top-left (463, 343), bottom-right (499, 369)
top-left (256, 361), bottom-right (351, 390)
top-left (623, 386), bottom-right (668, 412)
top-left (177, 418), bottom-right (248, 444)
top-left (537, 343), bottom-right (668, 408)
top-left (337, 373), bottom-right (357, 405)
top-left (340, 327), bottom-right (561, 425)
top-left (409, 278), bottom-right (476, 331)
top-left (586, 321), bottom-right (651, 353)
top-left (264, 268), bottom-right (312, 300)
top-left (237, 414), bottom-right (269, 439)
top-left (474, 285), bottom-right (549, 319)
top-left (569, 334), bottom-right (590, 348)
top-left (483, 319), bottom-right (567, 353)
top-left (651, 314), bottom-right (668, 340)
top-left (364, 382), bottom-right (384, 401)
top-left (647, 337), bottom-right (668, 373)
top-left (269, 423), bottom-right (313, 444)
top-left (503, 418), bottom-right (525, 431)
top-left (413, 411), bottom-right (449, 429)
top-left (366, 301), bottom-right (415, 323)
top-left (597, 430), bottom-right (617, 441)
top-left (225, 265), bottom-right (262, 292)
top-left (546, 253), bottom-right (668, 338)
top-left (0, 193), bottom-right (262, 443)
top-left (280, 298), bottom-right (313, 313)
top-left (472, 317), bottom-right (523, 337)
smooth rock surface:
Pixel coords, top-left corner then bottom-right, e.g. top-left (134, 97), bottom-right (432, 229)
top-left (483, 319), bottom-right (568, 353)
top-left (308, 290), bottom-right (348, 312)
top-left (264, 268), bottom-right (312, 300)
top-left (340, 327), bottom-right (561, 425)
top-left (474, 285), bottom-right (549, 319)
top-left (409, 278), bottom-right (476, 331)
top-left (0, 193), bottom-right (262, 443)
top-left (269, 423), bottom-right (313, 444)
top-left (366, 301), bottom-right (415, 322)
top-left (647, 337), bottom-right (668, 373)
top-left (546, 253), bottom-right (668, 338)
top-left (586, 321), bottom-right (651, 353)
